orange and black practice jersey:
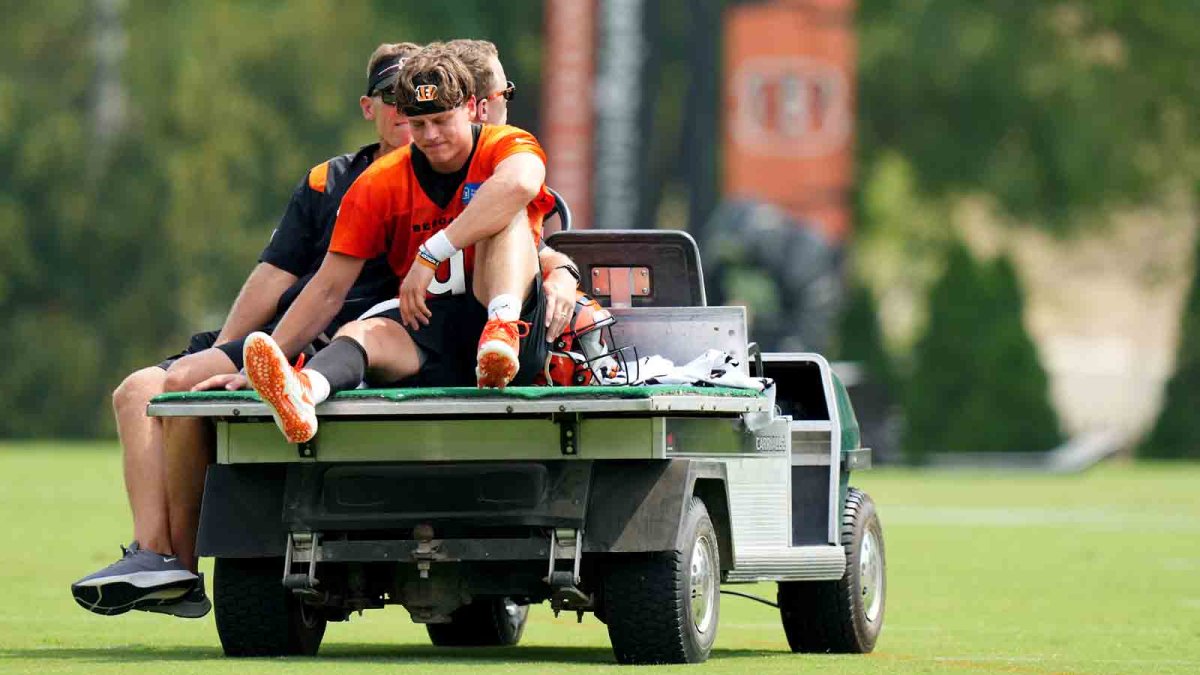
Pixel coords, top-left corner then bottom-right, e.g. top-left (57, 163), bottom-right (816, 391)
top-left (260, 143), bottom-right (399, 328)
top-left (330, 124), bottom-right (554, 296)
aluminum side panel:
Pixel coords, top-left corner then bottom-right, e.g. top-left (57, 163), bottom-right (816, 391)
top-left (220, 417), bottom-right (663, 464)
top-left (723, 455), bottom-right (791, 550)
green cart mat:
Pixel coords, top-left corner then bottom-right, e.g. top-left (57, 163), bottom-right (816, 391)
top-left (152, 384), bottom-right (762, 405)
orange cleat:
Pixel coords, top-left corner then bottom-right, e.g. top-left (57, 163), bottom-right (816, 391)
top-left (243, 332), bottom-right (318, 443)
top-left (476, 320), bottom-right (530, 389)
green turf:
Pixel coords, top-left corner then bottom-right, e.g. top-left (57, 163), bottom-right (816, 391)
top-left (2, 442), bottom-right (1198, 674)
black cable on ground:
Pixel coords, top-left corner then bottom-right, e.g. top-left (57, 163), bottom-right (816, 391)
top-left (719, 589), bottom-right (779, 609)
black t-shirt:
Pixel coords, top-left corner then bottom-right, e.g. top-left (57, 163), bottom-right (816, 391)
top-left (409, 125), bottom-right (482, 208)
top-left (259, 143), bottom-right (399, 332)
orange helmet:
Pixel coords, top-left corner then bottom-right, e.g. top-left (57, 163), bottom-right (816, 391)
top-left (537, 292), bottom-right (634, 386)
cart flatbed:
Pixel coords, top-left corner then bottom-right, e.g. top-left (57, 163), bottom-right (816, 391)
top-left (148, 384), bottom-right (769, 419)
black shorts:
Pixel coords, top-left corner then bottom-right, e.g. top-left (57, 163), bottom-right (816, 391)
top-left (157, 322), bottom-right (315, 372)
top-left (368, 280), bottom-right (548, 388)
top-left (157, 330), bottom-right (222, 370)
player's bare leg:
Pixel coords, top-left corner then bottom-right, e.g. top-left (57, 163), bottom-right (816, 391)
top-left (162, 347), bottom-right (239, 397)
top-left (73, 367), bottom-right (201, 616)
top-left (161, 417), bottom-right (214, 574)
top-left (112, 367), bottom-right (173, 555)
top-left (160, 348), bottom-right (239, 572)
top-left (332, 317), bottom-right (424, 385)
top-left (472, 211), bottom-right (540, 388)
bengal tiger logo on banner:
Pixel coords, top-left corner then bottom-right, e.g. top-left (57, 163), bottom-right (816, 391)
top-left (724, 1), bottom-right (856, 243)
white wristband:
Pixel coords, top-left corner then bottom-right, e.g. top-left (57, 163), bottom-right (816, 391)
top-left (422, 231), bottom-right (458, 263)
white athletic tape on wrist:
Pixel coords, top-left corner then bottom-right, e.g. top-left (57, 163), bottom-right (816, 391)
top-left (422, 231), bottom-right (457, 263)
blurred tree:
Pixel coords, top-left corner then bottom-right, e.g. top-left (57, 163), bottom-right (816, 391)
top-left (1140, 213), bottom-right (1200, 459)
top-left (858, 1), bottom-right (1200, 229)
top-left (0, 1), bottom-right (129, 436)
top-left (834, 282), bottom-right (902, 461)
top-left (904, 241), bottom-right (1061, 460)
top-left (854, 2), bottom-right (1199, 461)
top-left (835, 283), bottom-right (898, 396)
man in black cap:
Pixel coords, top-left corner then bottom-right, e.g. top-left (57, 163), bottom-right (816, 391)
top-left (70, 42), bottom-right (424, 619)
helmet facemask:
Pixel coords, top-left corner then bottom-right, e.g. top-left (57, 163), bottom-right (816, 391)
top-left (542, 294), bottom-right (638, 386)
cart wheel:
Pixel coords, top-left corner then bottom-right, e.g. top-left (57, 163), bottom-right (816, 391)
top-left (214, 557), bottom-right (326, 657)
top-left (426, 597), bottom-right (529, 647)
top-left (604, 497), bottom-right (720, 665)
top-left (778, 487), bottom-right (885, 653)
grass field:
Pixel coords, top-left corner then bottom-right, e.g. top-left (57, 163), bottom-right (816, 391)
top-left (1, 442), bottom-right (1198, 674)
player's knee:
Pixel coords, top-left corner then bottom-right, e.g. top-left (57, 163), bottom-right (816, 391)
top-left (162, 359), bottom-right (208, 393)
top-left (163, 348), bottom-right (237, 392)
top-left (161, 368), bottom-right (190, 394)
top-left (113, 368), bottom-right (165, 414)
top-left (333, 319), bottom-right (370, 344)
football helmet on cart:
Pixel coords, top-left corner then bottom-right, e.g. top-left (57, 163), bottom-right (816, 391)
top-left (537, 292), bottom-right (635, 386)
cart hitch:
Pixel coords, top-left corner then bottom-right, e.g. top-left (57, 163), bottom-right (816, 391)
top-left (411, 523), bottom-right (443, 579)
top-left (282, 531), bottom-right (322, 597)
top-left (545, 527), bottom-right (591, 614)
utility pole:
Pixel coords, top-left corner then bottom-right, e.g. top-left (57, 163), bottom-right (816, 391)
top-left (92, 0), bottom-right (128, 175)
top-left (593, 0), bottom-right (647, 230)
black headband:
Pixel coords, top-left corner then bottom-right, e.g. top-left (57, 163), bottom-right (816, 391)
top-left (365, 56), bottom-right (404, 97)
top-left (400, 98), bottom-right (463, 116)
top-left (399, 76), bottom-right (464, 117)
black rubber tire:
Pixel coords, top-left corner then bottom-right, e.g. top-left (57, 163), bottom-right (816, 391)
top-left (778, 488), bottom-right (885, 653)
top-left (213, 557), bottom-right (327, 657)
top-left (603, 497), bottom-right (720, 665)
top-left (426, 597), bottom-right (529, 647)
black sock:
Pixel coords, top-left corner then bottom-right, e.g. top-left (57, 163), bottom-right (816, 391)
top-left (307, 336), bottom-right (368, 393)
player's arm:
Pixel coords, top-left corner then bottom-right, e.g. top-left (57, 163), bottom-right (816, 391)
top-left (539, 246), bottom-right (576, 279)
top-left (398, 153), bottom-right (545, 329)
top-left (539, 246), bottom-right (580, 339)
top-left (214, 264), bottom-right (299, 345)
top-left (220, 168), bottom-right (325, 345)
top-left (441, 152), bottom-right (545, 249)
top-left (268, 252), bottom-right (365, 358)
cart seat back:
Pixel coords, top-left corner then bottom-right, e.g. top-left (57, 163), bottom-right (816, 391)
top-left (543, 230), bottom-right (707, 308)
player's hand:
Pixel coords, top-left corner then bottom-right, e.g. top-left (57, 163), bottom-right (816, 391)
top-left (192, 372), bottom-right (249, 391)
top-left (543, 268), bottom-right (578, 341)
top-left (399, 261), bottom-right (436, 330)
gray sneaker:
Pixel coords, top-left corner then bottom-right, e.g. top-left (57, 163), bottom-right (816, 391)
top-left (71, 542), bottom-right (197, 616)
top-left (138, 573), bottom-right (212, 619)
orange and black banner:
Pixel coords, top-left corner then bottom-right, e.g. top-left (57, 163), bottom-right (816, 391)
top-left (724, 0), bottom-right (856, 244)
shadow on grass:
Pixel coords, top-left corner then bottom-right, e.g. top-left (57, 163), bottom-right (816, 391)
top-left (0, 646), bottom-right (223, 662)
top-left (1, 643), bottom-right (784, 665)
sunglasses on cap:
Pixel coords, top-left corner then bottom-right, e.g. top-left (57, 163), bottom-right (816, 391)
top-left (373, 85), bottom-right (400, 107)
top-left (365, 59), bottom-right (403, 102)
top-left (486, 81), bottom-right (516, 102)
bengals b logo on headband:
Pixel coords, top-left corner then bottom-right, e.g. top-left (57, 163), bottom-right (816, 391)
top-left (415, 84), bottom-right (438, 102)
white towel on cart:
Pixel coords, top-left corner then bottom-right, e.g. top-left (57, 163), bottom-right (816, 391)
top-left (602, 349), bottom-right (770, 392)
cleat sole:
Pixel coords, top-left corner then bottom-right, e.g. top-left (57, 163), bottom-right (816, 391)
top-left (477, 340), bottom-right (520, 389)
top-left (244, 334), bottom-right (317, 443)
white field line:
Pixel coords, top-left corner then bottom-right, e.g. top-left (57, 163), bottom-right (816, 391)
top-left (935, 655), bottom-right (1200, 666)
top-left (880, 505), bottom-right (1200, 531)
top-left (880, 625), bottom-right (1199, 636)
